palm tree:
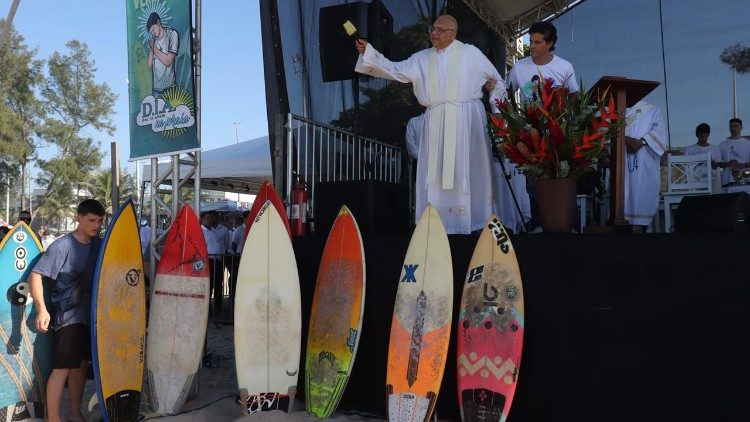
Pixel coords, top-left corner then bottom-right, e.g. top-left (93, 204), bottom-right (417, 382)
top-left (35, 188), bottom-right (75, 231)
top-left (84, 168), bottom-right (137, 224)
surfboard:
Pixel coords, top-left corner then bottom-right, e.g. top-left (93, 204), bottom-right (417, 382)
top-left (305, 205), bottom-right (365, 418)
top-left (235, 201), bottom-right (301, 414)
top-left (146, 203), bottom-right (210, 415)
top-left (457, 216), bottom-right (524, 422)
top-left (0, 222), bottom-right (51, 420)
top-left (244, 181), bottom-right (291, 240)
top-left (91, 200), bottom-right (146, 422)
top-left (387, 203), bottom-right (453, 422)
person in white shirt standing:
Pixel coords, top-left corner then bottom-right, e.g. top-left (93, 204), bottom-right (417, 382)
top-left (201, 211), bottom-right (223, 316)
top-left (684, 123), bottom-right (722, 165)
top-left (505, 21), bottom-right (579, 104)
top-left (717, 118), bottom-right (750, 184)
top-left (504, 21), bottom-right (578, 231)
top-left (229, 211), bottom-right (249, 300)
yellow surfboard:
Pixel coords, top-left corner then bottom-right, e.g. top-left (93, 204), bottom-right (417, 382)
top-left (91, 200), bottom-right (146, 422)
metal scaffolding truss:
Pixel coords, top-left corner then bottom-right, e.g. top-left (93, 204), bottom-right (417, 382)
top-left (461, 0), bottom-right (584, 67)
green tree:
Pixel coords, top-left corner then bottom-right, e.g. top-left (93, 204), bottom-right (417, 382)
top-left (33, 187), bottom-right (75, 232)
top-left (35, 40), bottom-right (117, 216)
top-left (721, 43), bottom-right (750, 74)
top-left (84, 168), bottom-right (138, 224)
top-left (0, 23), bottom-right (44, 212)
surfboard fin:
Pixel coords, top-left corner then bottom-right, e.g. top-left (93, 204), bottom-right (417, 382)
top-left (87, 394), bottom-right (98, 412)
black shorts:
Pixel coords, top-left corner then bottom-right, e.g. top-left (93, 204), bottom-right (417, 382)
top-left (53, 323), bottom-right (91, 369)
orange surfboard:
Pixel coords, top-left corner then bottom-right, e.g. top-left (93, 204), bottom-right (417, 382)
top-left (387, 204), bottom-right (453, 422)
top-left (305, 206), bottom-right (365, 417)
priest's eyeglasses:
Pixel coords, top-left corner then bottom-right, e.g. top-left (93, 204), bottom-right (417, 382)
top-left (429, 26), bottom-right (455, 34)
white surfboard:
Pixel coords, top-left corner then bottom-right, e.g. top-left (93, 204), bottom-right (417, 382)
top-left (234, 201), bottom-right (302, 414)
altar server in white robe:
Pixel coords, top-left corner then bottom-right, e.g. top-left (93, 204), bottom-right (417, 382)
top-left (405, 113), bottom-right (424, 160)
top-left (355, 14), bottom-right (507, 234)
top-left (623, 101), bottom-right (667, 227)
top-left (492, 160), bottom-right (531, 233)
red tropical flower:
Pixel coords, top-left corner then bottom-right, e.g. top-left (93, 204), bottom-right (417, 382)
top-left (525, 105), bottom-right (541, 124)
top-left (549, 119), bottom-right (565, 147)
top-left (488, 81), bottom-right (620, 180)
top-left (495, 99), bottom-right (510, 113)
top-left (518, 130), bottom-right (532, 147)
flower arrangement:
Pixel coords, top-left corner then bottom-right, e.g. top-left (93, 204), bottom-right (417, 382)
top-left (488, 78), bottom-right (620, 180)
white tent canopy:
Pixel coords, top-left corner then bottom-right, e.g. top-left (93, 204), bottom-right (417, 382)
top-left (142, 136), bottom-right (273, 195)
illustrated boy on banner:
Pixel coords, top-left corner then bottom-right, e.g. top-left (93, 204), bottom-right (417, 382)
top-left (146, 12), bottom-right (178, 99)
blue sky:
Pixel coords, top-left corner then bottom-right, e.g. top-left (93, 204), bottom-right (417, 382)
top-left (2, 0), bottom-right (268, 175)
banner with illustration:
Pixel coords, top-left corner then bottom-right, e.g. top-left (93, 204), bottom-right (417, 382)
top-left (126, 0), bottom-right (197, 160)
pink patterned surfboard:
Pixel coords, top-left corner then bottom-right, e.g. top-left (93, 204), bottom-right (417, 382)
top-left (457, 216), bottom-right (524, 422)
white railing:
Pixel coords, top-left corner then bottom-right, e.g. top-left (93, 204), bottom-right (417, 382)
top-left (285, 113), bottom-right (406, 216)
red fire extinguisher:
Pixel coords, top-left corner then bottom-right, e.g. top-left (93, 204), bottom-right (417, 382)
top-left (289, 172), bottom-right (308, 237)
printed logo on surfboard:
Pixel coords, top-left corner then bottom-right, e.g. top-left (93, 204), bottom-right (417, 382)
top-left (488, 218), bottom-right (512, 254)
top-left (401, 264), bottom-right (418, 283)
top-left (125, 269), bottom-right (141, 286)
top-left (13, 231), bottom-right (27, 243)
top-left (254, 200), bottom-right (272, 223)
top-left (192, 259), bottom-right (205, 272)
top-left (14, 246), bottom-right (28, 272)
top-left (7, 281), bottom-right (31, 306)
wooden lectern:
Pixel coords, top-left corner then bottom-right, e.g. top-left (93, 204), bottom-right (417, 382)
top-left (587, 76), bottom-right (659, 233)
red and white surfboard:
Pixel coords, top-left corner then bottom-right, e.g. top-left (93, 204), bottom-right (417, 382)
top-left (146, 204), bottom-right (211, 415)
top-left (244, 181), bottom-right (290, 239)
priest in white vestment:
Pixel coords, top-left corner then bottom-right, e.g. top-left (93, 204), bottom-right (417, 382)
top-left (623, 101), bottom-right (667, 227)
top-left (355, 15), bottom-right (507, 234)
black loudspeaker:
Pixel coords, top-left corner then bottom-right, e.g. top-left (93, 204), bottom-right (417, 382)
top-left (674, 192), bottom-right (750, 233)
top-left (315, 180), bottom-right (409, 236)
top-left (319, 1), bottom-right (393, 82)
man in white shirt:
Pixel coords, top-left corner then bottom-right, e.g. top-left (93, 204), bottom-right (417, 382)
top-left (201, 211), bottom-right (224, 315)
top-left (210, 211), bottom-right (231, 254)
top-left (684, 123), bottom-right (722, 165)
top-left (504, 21), bottom-right (577, 231)
top-left (717, 118), bottom-right (750, 184)
top-left (355, 14), bottom-right (507, 234)
top-left (505, 21), bottom-right (579, 104)
top-left (230, 211), bottom-right (249, 255)
top-left (229, 211), bottom-right (248, 300)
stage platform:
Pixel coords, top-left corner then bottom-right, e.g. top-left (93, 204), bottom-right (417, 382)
top-left (292, 232), bottom-right (750, 421)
